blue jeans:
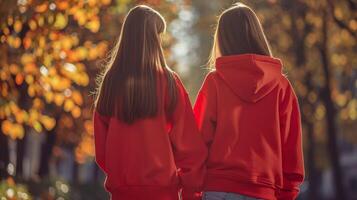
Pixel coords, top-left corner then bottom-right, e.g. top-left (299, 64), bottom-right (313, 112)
top-left (203, 192), bottom-right (260, 200)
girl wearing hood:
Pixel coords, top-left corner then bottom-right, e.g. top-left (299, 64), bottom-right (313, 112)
top-left (194, 3), bottom-right (304, 200)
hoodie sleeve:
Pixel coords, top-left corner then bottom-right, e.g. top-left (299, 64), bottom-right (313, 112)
top-left (169, 75), bottom-right (207, 200)
top-left (277, 82), bottom-right (304, 200)
top-left (93, 111), bottom-right (110, 173)
top-left (193, 73), bottom-right (217, 147)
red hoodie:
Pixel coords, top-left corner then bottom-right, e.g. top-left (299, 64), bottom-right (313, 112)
top-left (194, 54), bottom-right (304, 200)
top-left (94, 73), bottom-right (207, 200)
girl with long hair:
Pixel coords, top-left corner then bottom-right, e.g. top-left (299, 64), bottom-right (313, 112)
top-left (94, 5), bottom-right (206, 200)
top-left (194, 3), bottom-right (304, 200)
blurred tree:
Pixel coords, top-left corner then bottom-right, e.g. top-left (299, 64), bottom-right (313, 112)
top-left (0, 0), bottom-right (182, 186)
top-left (0, 0), bottom-right (111, 179)
top-left (249, 0), bottom-right (357, 198)
top-left (0, 0), bottom-right (110, 140)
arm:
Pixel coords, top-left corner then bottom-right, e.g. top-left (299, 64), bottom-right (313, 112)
top-left (278, 84), bottom-right (304, 200)
top-left (169, 76), bottom-right (207, 200)
top-left (93, 111), bottom-right (110, 173)
top-left (193, 73), bottom-right (217, 147)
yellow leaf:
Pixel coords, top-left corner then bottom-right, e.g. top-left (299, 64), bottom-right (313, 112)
top-left (9, 64), bottom-right (20, 74)
top-left (64, 99), bottom-right (75, 112)
top-left (54, 13), bottom-right (68, 30)
top-left (13, 123), bottom-right (25, 139)
top-left (24, 63), bottom-right (37, 74)
top-left (88, 0), bottom-right (97, 6)
top-left (62, 37), bottom-right (73, 50)
top-left (84, 120), bottom-right (94, 134)
top-left (85, 18), bottom-right (100, 33)
top-left (28, 19), bottom-right (37, 30)
top-left (76, 47), bottom-right (88, 60)
top-left (7, 16), bottom-right (13, 26)
top-left (33, 98), bottom-right (43, 109)
top-left (21, 54), bottom-right (35, 65)
top-left (40, 115), bottom-right (56, 130)
top-left (13, 37), bottom-right (21, 48)
top-left (15, 111), bottom-right (28, 124)
top-left (0, 71), bottom-right (9, 81)
top-left (71, 106), bottom-right (81, 118)
top-left (25, 75), bottom-right (34, 84)
top-left (23, 37), bottom-right (32, 49)
top-left (49, 67), bottom-right (57, 76)
top-left (1, 84), bottom-right (9, 98)
top-left (39, 36), bottom-right (46, 48)
top-left (29, 109), bottom-right (40, 123)
top-left (0, 108), bottom-right (5, 119)
top-left (1, 120), bottom-right (12, 135)
top-left (37, 16), bottom-right (45, 27)
top-left (88, 47), bottom-right (98, 60)
top-left (2, 27), bottom-right (10, 35)
top-left (96, 42), bottom-right (108, 57)
top-left (54, 93), bottom-right (65, 106)
top-left (15, 74), bottom-right (24, 85)
top-left (349, 20), bottom-right (357, 31)
top-left (14, 20), bottom-right (23, 33)
top-left (45, 91), bottom-right (54, 103)
top-left (44, 54), bottom-right (52, 67)
top-left (80, 73), bottom-right (89, 86)
top-left (74, 9), bottom-right (87, 25)
top-left (35, 2), bottom-right (48, 13)
top-left (101, 0), bottom-right (111, 5)
top-left (33, 121), bottom-right (43, 133)
top-left (50, 76), bottom-right (61, 89)
top-left (28, 85), bottom-right (36, 97)
top-left (4, 104), bottom-right (11, 117)
top-left (7, 36), bottom-right (15, 47)
top-left (9, 102), bottom-right (20, 114)
top-left (72, 91), bottom-right (83, 105)
top-left (2, 121), bottom-right (25, 140)
top-left (49, 31), bottom-right (60, 40)
top-left (57, 1), bottom-right (69, 10)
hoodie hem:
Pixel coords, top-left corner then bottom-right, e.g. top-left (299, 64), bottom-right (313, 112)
top-left (204, 174), bottom-right (277, 200)
top-left (109, 185), bottom-right (180, 200)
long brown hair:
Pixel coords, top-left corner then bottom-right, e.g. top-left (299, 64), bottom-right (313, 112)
top-left (209, 3), bottom-right (272, 67)
top-left (94, 5), bottom-right (177, 124)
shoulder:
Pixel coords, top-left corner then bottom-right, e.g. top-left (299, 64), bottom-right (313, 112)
top-left (279, 74), bottom-right (292, 88)
top-left (205, 70), bottom-right (218, 81)
top-left (169, 71), bottom-right (189, 96)
top-left (199, 70), bottom-right (218, 94)
top-left (278, 75), bottom-right (298, 103)
top-left (93, 110), bottom-right (111, 123)
top-left (171, 71), bottom-right (183, 84)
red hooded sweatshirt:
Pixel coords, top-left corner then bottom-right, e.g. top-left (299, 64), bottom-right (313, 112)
top-left (194, 54), bottom-right (304, 200)
top-left (94, 73), bottom-right (207, 200)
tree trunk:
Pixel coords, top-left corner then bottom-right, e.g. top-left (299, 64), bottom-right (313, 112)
top-left (0, 126), bottom-right (9, 178)
top-left (15, 132), bottom-right (26, 178)
top-left (306, 121), bottom-right (319, 200)
top-left (319, 9), bottom-right (345, 200)
top-left (288, 3), bottom-right (320, 198)
top-left (39, 129), bottom-right (56, 177)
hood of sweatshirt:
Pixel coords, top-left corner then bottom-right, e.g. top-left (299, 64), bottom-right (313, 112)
top-left (215, 54), bottom-right (283, 103)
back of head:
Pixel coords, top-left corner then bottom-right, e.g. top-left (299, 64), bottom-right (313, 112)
top-left (209, 3), bottom-right (272, 67)
top-left (95, 5), bottom-right (177, 124)
top-left (209, 3), bottom-right (283, 103)
top-left (118, 5), bottom-right (166, 69)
